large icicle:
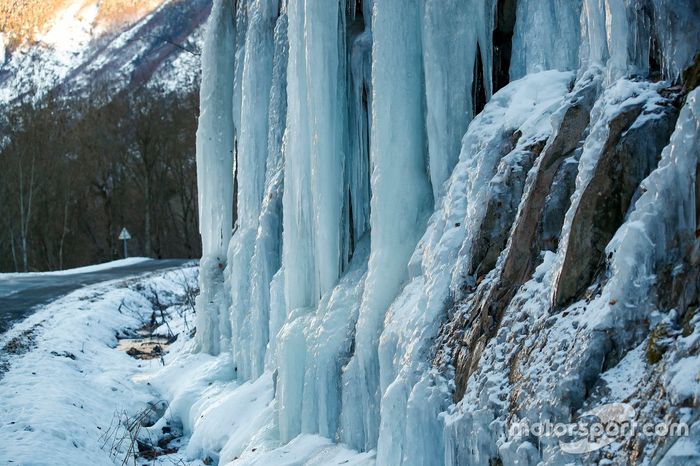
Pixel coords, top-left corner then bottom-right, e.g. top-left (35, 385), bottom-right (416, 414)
top-left (194, 0), bottom-right (235, 355)
top-left (341, 0), bottom-right (433, 452)
top-left (248, 7), bottom-right (289, 379)
top-left (277, 0), bottom-right (351, 440)
top-left (306, 0), bottom-right (347, 300)
top-left (282, 0), bottom-right (348, 312)
top-left (421, 0), bottom-right (475, 200)
top-left (509, 0), bottom-right (581, 79)
top-left (228, 0), bottom-right (278, 381)
top-left (282, 0), bottom-right (316, 313)
top-left (578, 0), bottom-right (700, 82)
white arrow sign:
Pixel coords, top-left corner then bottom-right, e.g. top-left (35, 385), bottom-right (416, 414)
top-left (119, 228), bottom-right (132, 258)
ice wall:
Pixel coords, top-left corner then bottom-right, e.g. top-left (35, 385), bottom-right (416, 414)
top-left (228, 0), bottom-right (278, 380)
top-left (193, 0), bottom-right (700, 464)
top-left (422, 0), bottom-right (476, 199)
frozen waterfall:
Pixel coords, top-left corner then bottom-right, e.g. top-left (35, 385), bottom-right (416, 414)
top-left (192, 0), bottom-right (700, 464)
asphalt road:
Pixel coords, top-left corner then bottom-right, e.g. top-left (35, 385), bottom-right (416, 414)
top-left (0, 259), bottom-right (193, 335)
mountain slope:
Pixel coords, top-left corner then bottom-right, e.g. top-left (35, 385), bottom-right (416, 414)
top-left (0, 0), bottom-right (211, 104)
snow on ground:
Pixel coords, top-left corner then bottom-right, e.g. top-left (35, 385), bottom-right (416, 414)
top-left (0, 258), bottom-right (151, 280)
top-left (0, 265), bottom-right (198, 465)
top-left (0, 264), bottom-right (373, 465)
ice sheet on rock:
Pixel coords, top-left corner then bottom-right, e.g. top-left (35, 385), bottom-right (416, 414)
top-left (449, 70), bottom-right (575, 291)
top-left (445, 85), bottom-right (699, 466)
top-left (598, 342), bottom-right (646, 402)
top-left (552, 78), bottom-right (672, 322)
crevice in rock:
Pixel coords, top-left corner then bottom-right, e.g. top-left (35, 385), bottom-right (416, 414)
top-left (468, 134), bottom-right (546, 281)
top-left (472, 42), bottom-right (487, 116)
top-left (539, 157), bottom-right (579, 252)
top-left (649, 31), bottom-right (662, 81)
top-left (492, 0), bottom-right (516, 93)
top-left (682, 53), bottom-right (700, 93)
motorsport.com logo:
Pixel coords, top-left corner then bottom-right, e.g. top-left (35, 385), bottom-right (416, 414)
top-left (508, 403), bottom-right (690, 454)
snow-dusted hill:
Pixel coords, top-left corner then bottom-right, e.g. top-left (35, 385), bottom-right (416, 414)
top-left (0, 0), bottom-right (211, 104)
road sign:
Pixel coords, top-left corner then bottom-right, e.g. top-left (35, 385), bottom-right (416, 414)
top-left (119, 228), bottom-right (131, 258)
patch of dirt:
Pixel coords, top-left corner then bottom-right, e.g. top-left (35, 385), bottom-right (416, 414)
top-left (118, 335), bottom-right (175, 360)
top-left (2, 326), bottom-right (39, 355)
top-left (0, 324), bottom-right (42, 380)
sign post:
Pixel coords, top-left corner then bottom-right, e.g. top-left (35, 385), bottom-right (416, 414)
top-left (118, 228), bottom-right (131, 258)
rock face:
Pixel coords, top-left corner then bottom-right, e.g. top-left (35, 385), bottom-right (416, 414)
top-left (442, 79), bottom-right (699, 466)
top-left (450, 74), bottom-right (601, 399)
top-left (553, 98), bottom-right (679, 308)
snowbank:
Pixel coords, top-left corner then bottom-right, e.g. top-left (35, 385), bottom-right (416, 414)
top-left (0, 266), bottom-right (197, 465)
top-left (0, 258), bottom-right (151, 279)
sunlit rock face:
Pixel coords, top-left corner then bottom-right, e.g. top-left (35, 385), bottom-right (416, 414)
top-left (196, 0), bottom-right (700, 464)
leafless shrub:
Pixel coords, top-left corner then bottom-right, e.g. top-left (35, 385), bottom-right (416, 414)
top-left (99, 401), bottom-right (170, 466)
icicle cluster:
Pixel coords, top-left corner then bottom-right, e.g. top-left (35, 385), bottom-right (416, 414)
top-left (194, 0), bottom-right (699, 464)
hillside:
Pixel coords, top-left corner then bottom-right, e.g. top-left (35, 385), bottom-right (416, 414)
top-left (0, 0), bottom-right (163, 47)
top-left (0, 0), bottom-right (210, 273)
top-left (0, 0), bottom-right (211, 104)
